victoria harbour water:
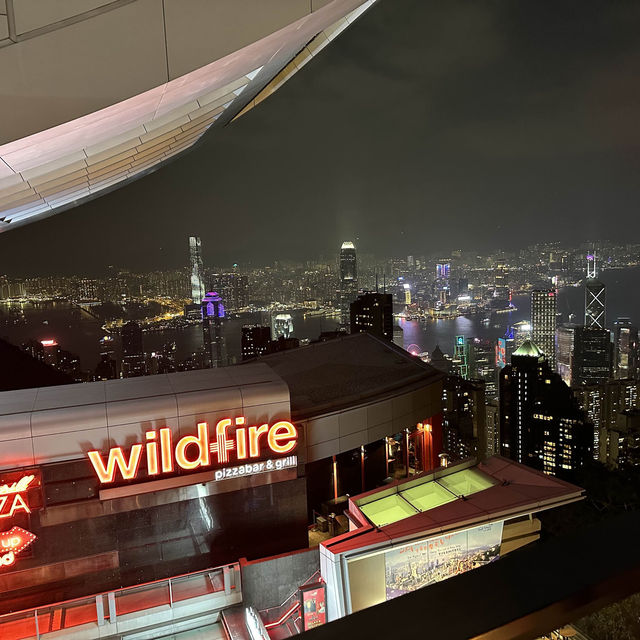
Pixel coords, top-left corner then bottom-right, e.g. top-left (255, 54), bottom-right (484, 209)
top-left (1, 267), bottom-right (639, 370)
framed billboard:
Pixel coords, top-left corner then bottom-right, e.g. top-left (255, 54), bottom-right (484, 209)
top-left (300, 582), bottom-right (327, 631)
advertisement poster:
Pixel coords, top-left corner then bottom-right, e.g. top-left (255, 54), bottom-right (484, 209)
top-left (301, 583), bottom-right (327, 630)
top-left (384, 521), bottom-right (504, 600)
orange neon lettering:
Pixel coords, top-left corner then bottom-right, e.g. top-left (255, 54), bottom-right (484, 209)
top-left (0, 475), bottom-right (35, 496)
top-left (210, 419), bottom-right (234, 464)
top-left (160, 428), bottom-right (173, 473)
top-left (248, 424), bottom-right (269, 458)
top-left (87, 418), bottom-right (300, 483)
top-left (146, 436), bottom-right (159, 475)
top-left (267, 422), bottom-right (298, 454)
top-left (236, 428), bottom-right (248, 459)
top-left (88, 446), bottom-right (143, 483)
top-left (175, 423), bottom-right (210, 470)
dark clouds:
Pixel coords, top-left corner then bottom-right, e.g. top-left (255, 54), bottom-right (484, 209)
top-left (2, 0), bottom-right (640, 275)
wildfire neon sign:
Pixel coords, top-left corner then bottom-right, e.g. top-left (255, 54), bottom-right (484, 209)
top-left (88, 418), bottom-right (298, 484)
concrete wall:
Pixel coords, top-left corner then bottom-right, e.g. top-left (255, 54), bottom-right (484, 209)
top-left (241, 546), bottom-right (320, 610)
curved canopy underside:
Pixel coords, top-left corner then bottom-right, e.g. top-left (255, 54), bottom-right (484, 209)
top-left (0, 0), bottom-right (377, 232)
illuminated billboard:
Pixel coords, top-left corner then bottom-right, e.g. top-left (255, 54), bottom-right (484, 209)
top-left (384, 521), bottom-right (504, 600)
top-left (301, 583), bottom-right (328, 631)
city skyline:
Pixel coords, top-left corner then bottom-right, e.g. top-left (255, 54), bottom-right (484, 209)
top-left (1, 1), bottom-right (640, 275)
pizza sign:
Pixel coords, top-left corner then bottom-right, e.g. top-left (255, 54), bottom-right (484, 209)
top-left (0, 527), bottom-right (36, 567)
top-left (0, 469), bottom-right (41, 570)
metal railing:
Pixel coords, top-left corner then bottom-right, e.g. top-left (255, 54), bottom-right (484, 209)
top-left (259, 570), bottom-right (321, 637)
top-left (0, 562), bottom-right (239, 640)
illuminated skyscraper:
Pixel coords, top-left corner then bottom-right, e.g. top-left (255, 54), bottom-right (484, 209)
top-left (435, 261), bottom-right (451, 303)
top-left (531, 289), bottom-right (557, 369)
top-left (436, 262), bottom-right (450, 280)
top-left (403, 283), bottom-right (412, 305)
top-left (453, 335), bottom-right (469, 379)
top-left (189, 236), bottom-right (205, 304)
top-left (201, 292), bottom-right (226, 368)
top-left (556, 323), bottom-right (578, 385)
top-left (494, 259), bottom-right (509, 301)
top-left (584, 252), bottom-right (605, 329)
top-left (496, 327), bottom-right (515, 369)
top-left (614, 317), bottom-right (638, 380)
top-left (499, 341), bottom-right (592, 474)
top-left (339, 241), bottom-right (358, 324)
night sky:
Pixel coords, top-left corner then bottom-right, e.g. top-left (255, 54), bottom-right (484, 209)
top-left (2, 0), bottom-right (640, 275)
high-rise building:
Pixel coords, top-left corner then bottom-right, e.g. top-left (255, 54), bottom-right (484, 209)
top-left (584, 252), bottom-right (605, 329)
top-left (469, 338), bottom-right (497, 400)
top-left (272, 313), bottom-right (294, 340)
top-left (350, 292), bottom-right (393, 342)
top-left (614, 317), bottom-right (638, 380)
top-left (403, 283), bottom-right (411, 305)
top-left (435, 261), bottom-right (451, 304)
top-left (121, 321), bottom-right (146, 378)
top-left (496, 327), bottom-right (515, 369)
top-left (39, 339), bottom-right (60, 369)
top-left (452, 335), bottom-right (469, 379)
top-left (436, 262), bottom-right (450, 280)
top-left (531, 288), bottom-right (557, 369)
top-left (572, 327), bottom-right (612, 387)
top-left (573, 378), bottom-right (638, 462)
top-left (485, 400), bottom-right (500, 458)
top-left (608, 409), bottom-right (640, 469)
top-left (189, 236), bottom-right (205, 304)
top-left (442, 377), bottom-right (486, 462)
top-left (499, 340), bottom-right (592, 475)
top-left (494, 259), bottom-right (509, 301)
top-left (201, 292), bottom-right (226, 368)
top-left (95, 335), bottom-right (118, 380)
top-left (339, 241), bottom-right (358, 324)
top-left (241, 325), bottom-right (271, 361)
top-left (556, 323), bottom-right (578, 385)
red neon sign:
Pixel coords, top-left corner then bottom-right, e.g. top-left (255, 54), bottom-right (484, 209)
top-left (88, 419), bottom-right (298, 484)
top-left (0, 527), bottom-right (36, 567)
top-left (0, 474), bottom-right (36, 520)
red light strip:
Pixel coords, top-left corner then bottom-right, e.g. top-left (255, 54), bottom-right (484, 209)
top-left (263, 602), bottom-right (301, 629)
